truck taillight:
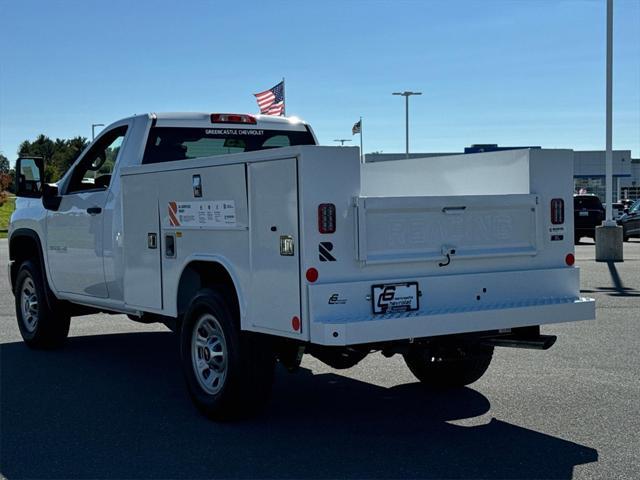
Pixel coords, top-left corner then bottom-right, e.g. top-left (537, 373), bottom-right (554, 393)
top-left (318, 203), bottom-right (336, 234)
top-left (210, 113), bottom-right (257, 124)
top-left (551, 198), bottom-right (564, 225)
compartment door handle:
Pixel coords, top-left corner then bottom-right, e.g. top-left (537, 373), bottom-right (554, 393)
top-left (442, 206), bottom-right (466, 214)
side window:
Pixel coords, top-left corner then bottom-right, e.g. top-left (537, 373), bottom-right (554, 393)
top-left (68, 126), bottom-right (128, 193)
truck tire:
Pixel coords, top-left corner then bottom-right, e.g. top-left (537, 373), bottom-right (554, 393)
top-left (180, 288), bottom-right (275, 420)
top-left (14, 260), bottom-right (70, 349)
top-left (403, 345), bottom-right (493, 388)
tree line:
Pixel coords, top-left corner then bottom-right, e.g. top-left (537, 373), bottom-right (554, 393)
top-left (0, 152), bottom-right (12, 195)
top-left (15, 134), bottom-right (90, 182)
top-left (0, 134), bottom-right (88, 204)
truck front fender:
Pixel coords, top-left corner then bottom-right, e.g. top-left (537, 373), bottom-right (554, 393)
top-left (8, 228), bottom-right (59, 310)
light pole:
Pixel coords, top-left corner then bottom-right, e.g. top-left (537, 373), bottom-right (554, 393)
top-left (604, 0), bottom-right (614, 227)
top-left (393, 91), bottom-right (421, 159)
top-left (333, 139), bottom-right (352, 146)
top-left (91, 123), bottom-right (105, 141)
top-left (595, 0), bottom-right (623, 262)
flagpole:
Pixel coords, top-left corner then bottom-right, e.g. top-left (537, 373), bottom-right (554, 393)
top-left (359, 116), bottom-right (364, 163)
top-left (282, 77), bottom-right (286, 116)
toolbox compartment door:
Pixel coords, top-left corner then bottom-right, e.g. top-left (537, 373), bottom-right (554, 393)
top-left (248, 158), bottom-right (302, 337)
top-left (356, 194), bottom-right (539, 265)
top-left (122, 174), bottom-right (163, 310)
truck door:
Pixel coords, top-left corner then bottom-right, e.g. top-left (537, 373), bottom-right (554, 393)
top-left (249, 158), bottom-right (302, 337)
top-left (46, 126), bottom-right (128, 298)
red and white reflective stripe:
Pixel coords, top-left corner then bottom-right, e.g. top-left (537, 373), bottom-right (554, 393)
top-left (168, 202), bottom-right (180, 226)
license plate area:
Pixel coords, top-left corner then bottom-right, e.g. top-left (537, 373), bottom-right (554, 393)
top-left (579, 211), bottom-right (589, 217)
top-left (371, 282), bottom-right (419, 314)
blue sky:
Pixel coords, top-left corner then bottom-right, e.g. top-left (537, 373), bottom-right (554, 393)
top-left (1, 0), bottom-right (639, 162)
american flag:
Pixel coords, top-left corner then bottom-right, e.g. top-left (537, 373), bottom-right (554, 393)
top-left (254, 81), bottom-right (285, 116)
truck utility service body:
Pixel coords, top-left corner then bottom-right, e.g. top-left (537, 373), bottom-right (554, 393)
top-left (10, 113), bottom-right (595, 419)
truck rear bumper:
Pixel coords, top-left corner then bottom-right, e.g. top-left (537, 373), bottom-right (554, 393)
top-left (307, 267), bottom-right (595, 346)
top-left (310, 296), bottom-right (594, 346)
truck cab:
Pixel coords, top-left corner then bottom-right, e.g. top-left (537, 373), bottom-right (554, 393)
top-left (10, 113), bottom-right (316, 313)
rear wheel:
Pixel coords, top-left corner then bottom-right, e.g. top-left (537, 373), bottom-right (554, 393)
top-left (403, 344), bottom-right (493, 388)
top-left (180, 288), bottom-right (275, 420)
top-left (14, 260), bottom-right (70, 348)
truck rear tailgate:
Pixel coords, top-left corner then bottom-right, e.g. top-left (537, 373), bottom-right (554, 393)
top-left (355, 194), bottom-right (539, 264)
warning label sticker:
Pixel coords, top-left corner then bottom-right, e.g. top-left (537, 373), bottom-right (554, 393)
top-left (168, 201), bottom-right (236, 227)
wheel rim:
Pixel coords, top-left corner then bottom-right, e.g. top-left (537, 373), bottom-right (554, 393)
top-left (20, 277), bottom-right (39, 333)
top-left (191, 313), bottom-right (228, 395)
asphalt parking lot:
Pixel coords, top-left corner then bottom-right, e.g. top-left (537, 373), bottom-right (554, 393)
top-left (1, 239), bottom-right (639, 479)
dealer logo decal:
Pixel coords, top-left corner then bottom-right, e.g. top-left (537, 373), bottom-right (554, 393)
top-left (319, 242), bottom-right (336, 262)
top-left (328, 294), bottom-right (347, 305)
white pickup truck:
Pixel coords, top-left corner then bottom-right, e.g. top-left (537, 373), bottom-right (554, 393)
top-left (10, 112), bottom-right (595, 420)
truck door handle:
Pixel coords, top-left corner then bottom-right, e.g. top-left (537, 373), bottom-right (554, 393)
top-left (87, 207), bottom-right (102, 215)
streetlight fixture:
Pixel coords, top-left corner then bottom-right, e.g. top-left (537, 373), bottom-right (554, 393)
top-left (333, 139), bottom-right (352, 146)
top-left (91, 123), bottom-right (105, 141)
top-left (392, 91), bottom-right (422, 159)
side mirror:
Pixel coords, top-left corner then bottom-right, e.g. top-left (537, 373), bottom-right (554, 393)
top-left (15, 157), bottom-right (44, 198)
top-left (42, 184), bottom-right (62, 211)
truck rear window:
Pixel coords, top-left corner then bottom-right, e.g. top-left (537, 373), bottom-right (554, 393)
top-left (142, 127), bottom-right (315, 164)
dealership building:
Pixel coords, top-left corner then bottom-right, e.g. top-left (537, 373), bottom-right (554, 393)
top-left (365, 146), bottom-right (639, 201)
